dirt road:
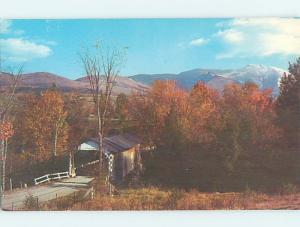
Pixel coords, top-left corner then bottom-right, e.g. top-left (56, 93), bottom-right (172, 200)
top-left (1, 176), bottom-right (94, 210)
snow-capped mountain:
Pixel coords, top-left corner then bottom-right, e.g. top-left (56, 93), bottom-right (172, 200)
top-left (131, 64), bottom-right (287, 95)
top-left (221, 64), bottom-right (287, 94)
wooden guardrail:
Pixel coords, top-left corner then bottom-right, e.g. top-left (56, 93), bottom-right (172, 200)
top-left (34, 171), bottom-right (69, 185)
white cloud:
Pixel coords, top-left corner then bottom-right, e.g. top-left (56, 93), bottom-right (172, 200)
top-left (0, 19), bottom-right (25, 35)
top-left (0, 19), bottom-right (11, 34)
top-left (216, 29), bottom-right (244, 43)
top-left (0, 20), bottom-right (54, 62)
top-left (215, 18), bottom-right (300, 58)
top-left (231, 18), bottom-right (300, 36)
top-left (260, 33), bottom-right (300, 56)
top-left (0, 38), bottom-right (52, 62)
top-left (189, 38), bottom-right (209, 46)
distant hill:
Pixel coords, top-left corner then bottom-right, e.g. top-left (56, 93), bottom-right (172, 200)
top-left (0, 64), bottom-right (286, 95)
top-left (76, 76), bottom-right (148, 93)
top-left (130, 65), bottom-right (287, 94)
top-left (0, 72), bottom-right (148, 95)
top-left (130, 73), bottom-right (177, 85)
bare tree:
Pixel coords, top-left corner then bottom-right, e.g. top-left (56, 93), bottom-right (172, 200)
top-left (80, 42), bottom-right (126, 189)
top-left (0, 53), bottom-right (22, 202)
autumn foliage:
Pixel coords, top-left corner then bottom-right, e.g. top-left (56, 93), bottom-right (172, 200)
top-left (0, 121), bottom-right (14, 140)
top-left (185, 82), bottom-right (221, 144)
top-left (16, 90), bottom-right (69, 161)
top-left (128, 78), bottom-right (291, 191)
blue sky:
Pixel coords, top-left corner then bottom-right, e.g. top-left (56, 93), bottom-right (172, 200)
top-left (0, 18), bottom-right (299, 79)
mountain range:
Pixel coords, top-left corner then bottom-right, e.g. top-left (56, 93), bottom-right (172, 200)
top-left (130, 64), bottom-right (287, 94)
top-left (0, 64), bottom-right (287, 95)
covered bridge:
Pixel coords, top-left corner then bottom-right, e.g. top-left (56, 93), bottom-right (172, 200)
top-left (77, 133), bottom-right (142, 184)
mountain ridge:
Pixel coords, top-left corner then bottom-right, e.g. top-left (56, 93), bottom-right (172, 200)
top-left (0, 64), bottom-right (287, 95)
top-left (130, 64), bottom-right (287, 94)
top-left (0, 72), bottom-right (148, 95)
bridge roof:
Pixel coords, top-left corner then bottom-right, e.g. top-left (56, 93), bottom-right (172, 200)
top-left (82, 133), bottom-right (141, 154)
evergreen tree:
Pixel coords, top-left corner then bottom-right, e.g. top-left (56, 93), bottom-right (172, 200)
top-left (277, 57), bottom-right (300, 150)
top-left (276, 57), bottom-right (300, 184)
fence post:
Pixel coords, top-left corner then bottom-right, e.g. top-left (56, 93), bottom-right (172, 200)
top-left (10, 178), bottom-right (12, 191)
top-left (91, 186), bottom-right (94, 199)
top-left (11, 202), bottom-right (14, 211)
top-left (56, 193), bottom-right (58, 209)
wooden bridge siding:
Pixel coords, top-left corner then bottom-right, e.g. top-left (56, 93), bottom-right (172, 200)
top-left (113, 147), bottom-right (137, 182)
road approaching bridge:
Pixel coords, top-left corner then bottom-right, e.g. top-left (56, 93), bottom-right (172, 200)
top-left (1, 176), bottom-right (94, 211)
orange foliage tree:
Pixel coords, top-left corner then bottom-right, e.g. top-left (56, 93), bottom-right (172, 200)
top-left (0, 121), bottom-right (14, 141)
top-left (184, 82), bottom-right (221, 145)
top-left (64, 92), bottom-right (90, 151)
top-left (212, 82), bottom-right (281, 189)
top-left (129, 80), bottom-right (188, 147)
top-left (0, 64), bottom-right (22, 193)
top-left (21, 90), bottom-right (68, 161)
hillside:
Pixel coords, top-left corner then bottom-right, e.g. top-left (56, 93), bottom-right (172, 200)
top-left (76, 76), bottom-right (148, 94)
top-left (0, 72), bottom-right (148, 95)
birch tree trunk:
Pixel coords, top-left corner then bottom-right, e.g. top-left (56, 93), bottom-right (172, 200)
top-left (1, 139), bottom-right (5, 198)
top-left (0, 54), bottom-right (22, 202)
top-left (1, 139), bottom-right (8, 201)
top-left (53, 125), bottom-right (58, 157)
top-left (3, 140), bottom-right (7, 192)
top-left (96, 101), bottom-right (103, 180)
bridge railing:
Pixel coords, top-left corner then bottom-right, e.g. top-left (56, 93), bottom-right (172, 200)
top-left (34, 171), bottom-right (69, 185)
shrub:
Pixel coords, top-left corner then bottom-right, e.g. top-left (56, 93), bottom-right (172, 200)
top-left (23, 194), bottom-right (40, 210)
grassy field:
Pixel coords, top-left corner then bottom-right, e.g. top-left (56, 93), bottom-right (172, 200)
top-left (69, 187), bottom-right (300, 210)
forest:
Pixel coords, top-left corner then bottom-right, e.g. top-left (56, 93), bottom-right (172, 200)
top-left (129, 58), bottom-right (300, 192)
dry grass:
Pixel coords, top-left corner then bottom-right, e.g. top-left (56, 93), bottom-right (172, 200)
top-left (70, 187), bottom-right (300, 210)
top-left (176, 190), bottom-right (267, 210)
top-left (24, 186), bottom-right (299, 210)
top-left (73, 187), bottom-right (175, 210)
